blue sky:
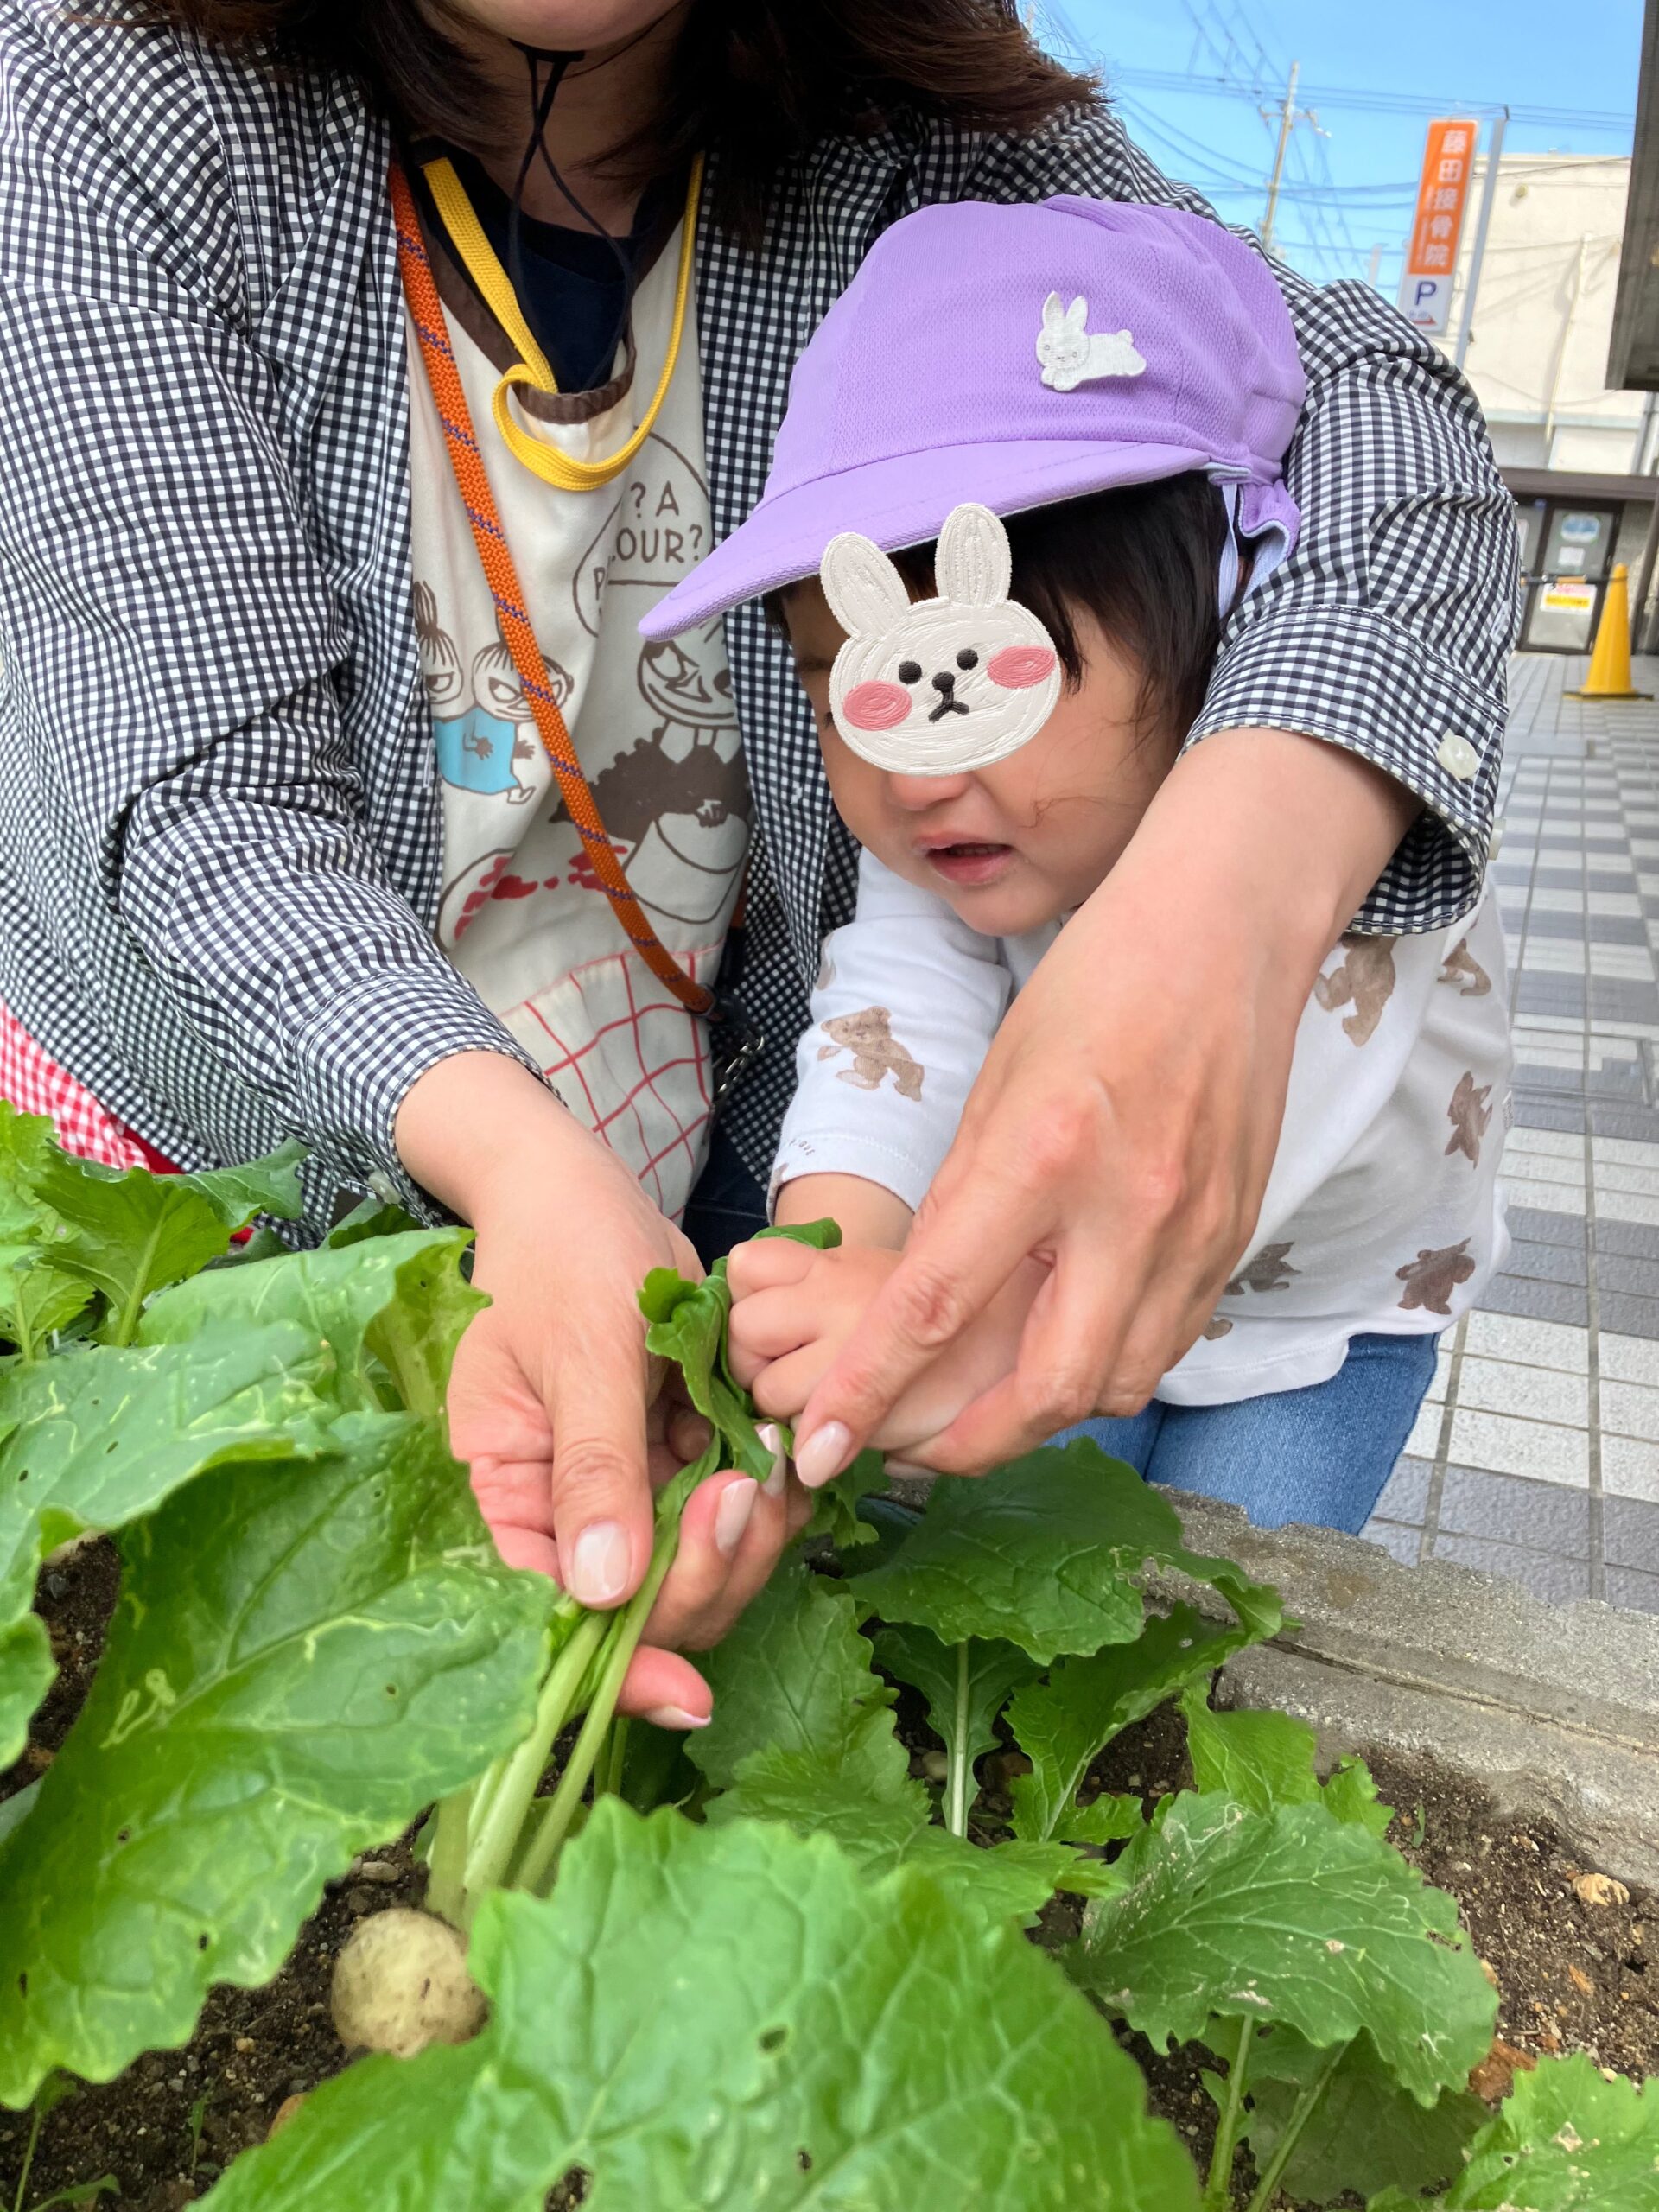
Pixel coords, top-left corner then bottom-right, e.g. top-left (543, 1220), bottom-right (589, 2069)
top-left (1036, 0), bottom-right (1645, 290)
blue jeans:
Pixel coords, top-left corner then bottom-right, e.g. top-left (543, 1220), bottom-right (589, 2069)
top-left (1070, 1331), bottom-right (1439, 1535)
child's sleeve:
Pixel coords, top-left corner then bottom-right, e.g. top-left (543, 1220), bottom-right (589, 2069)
top-left (770, 851), bottom-right (1014, 1215)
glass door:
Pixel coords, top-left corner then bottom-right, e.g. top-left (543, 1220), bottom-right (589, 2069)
top-left (1520, 502), bottom-right (1621, 653)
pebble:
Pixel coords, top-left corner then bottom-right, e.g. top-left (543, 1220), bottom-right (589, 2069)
top-left (234, 2037), bottom-right (256, 2054)
top-left (1573, 1872), bottom-right (1630, 1910)
top-left (353, 1859), bottom-right (402, 1886)
top-left (920, 1752), bottom-right (949, 1783)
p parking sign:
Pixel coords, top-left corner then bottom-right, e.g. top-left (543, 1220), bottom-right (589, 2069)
top-left (1397, 118), bottom-right (1479, 336)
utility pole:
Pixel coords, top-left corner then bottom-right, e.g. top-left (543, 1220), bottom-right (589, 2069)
top-left (1454, 105), bottom-right (1509, 370)
top-left (1261, 60), bottom-right (1300, 254)
top-left (1366, 242), bottom-right (1384, 292)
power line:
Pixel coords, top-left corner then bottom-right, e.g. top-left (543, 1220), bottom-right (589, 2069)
top-left (1110, 63), bottom-right (1632, 136)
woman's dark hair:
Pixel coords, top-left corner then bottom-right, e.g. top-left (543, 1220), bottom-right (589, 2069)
top-left (777, 474), bottom-right (1232, 746)
top-left (137, 0), bottom-right (1100, 238)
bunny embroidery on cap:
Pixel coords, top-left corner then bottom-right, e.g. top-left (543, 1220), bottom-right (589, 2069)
top-left (1036, 293), bottom-right (1147, 392)
top-left (821, 504), bottom-right (1063, 774)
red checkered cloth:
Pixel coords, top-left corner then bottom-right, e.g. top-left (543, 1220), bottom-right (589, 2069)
top-left (0, 1001), bottom-right (174, 1171)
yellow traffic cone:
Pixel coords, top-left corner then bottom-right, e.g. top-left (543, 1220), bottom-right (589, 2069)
top-left (1567, 564), bottom-right (1653, 702)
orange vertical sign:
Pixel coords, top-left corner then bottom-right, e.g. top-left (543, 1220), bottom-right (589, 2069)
top-left (1397, 117), bottom-right (1479, 335)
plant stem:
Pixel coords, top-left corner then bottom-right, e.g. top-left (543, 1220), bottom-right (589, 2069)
top-left (424, 1789), bottom-right (472, 1928)
top-left (13, 2097), bottom-right (45, 2212)
top-left (1242, 2045), bottom-right (1344, 2212)
top-left (516, 1522), bottom-right (683, 1895)
top-left (1204, 2017), bottom-right (1255, 2212)
top-left (945, 1639), bottom-right (973, 1838)
top-left (597, 1716), bottom-right (632, 1802)
top-left (109, 1217), bottom-right (166, 1348)
top-left (461, 1611), bottom-right (608, 1913)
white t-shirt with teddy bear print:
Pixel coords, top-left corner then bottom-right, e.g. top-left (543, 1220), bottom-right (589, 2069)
top-left (773, 848), bottom-right (1513, 1404)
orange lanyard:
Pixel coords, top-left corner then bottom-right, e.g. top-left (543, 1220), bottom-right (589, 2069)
top-left (392, 156), bottom-right (741, 1037)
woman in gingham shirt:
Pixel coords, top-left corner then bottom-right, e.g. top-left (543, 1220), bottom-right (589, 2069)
top-left (0, 0), bottom-right (1516, 1707)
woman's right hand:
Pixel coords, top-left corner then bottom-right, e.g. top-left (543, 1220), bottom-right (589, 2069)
top-left (396, 1053), bottom-right (810, 1726)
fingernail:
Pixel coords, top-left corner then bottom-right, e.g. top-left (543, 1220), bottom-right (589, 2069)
top-left (568, 1520), bottom-right (631, 1606)
top-left (756, 1423), bottom-right (790, 1499)
top-left (795, 1421), bottom-right (852, 1491)
top-left (642, 1704), bottom-right (711, 1731)
top-left (714, 1478), bottom-right (759, 1556)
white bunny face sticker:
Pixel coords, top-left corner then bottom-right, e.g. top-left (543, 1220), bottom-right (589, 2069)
top-left (821, 505), bottom-right (1063, 774)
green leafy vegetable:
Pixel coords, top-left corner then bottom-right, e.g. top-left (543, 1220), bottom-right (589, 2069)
top-left (849, 1440), bottom-right (1281, 1663)
top-left (1228, 2029), bottom-right (1484, 2206)
top-left (205, 1802), bottom-right (1200, 2211)
top-left (0, 1413), bottom-right (554, 2105)
top-left (873, 1622), bottom-right (1039, 1833)
top-left (1369, 2054), bottom-right (1659, 2209)
top-left (0, 1323), bottom-right (334, 1767)
top-left (1071, 1792), bottom-right (1497, 2103)
top-left (35, 1140), bottom-right (306, 1344)
top-left (1009, 1605), bottom-right (1253, 1844)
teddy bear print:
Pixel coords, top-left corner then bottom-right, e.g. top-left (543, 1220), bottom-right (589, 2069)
top-left (1201, 1316), bottom-right (1235, 1341)
top-left (1225, 1243), bottom-right (1300, 1296)
top-left (1396, 1239), bottom-right (1475, 1315)
top-left (1437, 938), bottom-right (1491, 998)
top-left (1313, 935), bottom-right (1399, 1046)
top-left (1445, 1071), bottom-right (1493, 1166)
top-left (817, 1008), bottom-right (925, 1102)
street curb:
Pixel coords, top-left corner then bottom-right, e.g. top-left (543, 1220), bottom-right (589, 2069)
top-left (1172, 1496), bottom-right (1659, 1888)
top-left (885, 1477), bottom-right (1659, 1885)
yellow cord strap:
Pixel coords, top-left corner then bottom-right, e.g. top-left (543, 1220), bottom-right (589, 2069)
top-left (420, 153), bottom-right (705, 495)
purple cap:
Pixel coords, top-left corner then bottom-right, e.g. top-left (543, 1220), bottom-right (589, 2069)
top-left (641, 195), bottom-right (1306, 639)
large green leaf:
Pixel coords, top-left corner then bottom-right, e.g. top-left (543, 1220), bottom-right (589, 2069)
top-left (0, 1412), bottom-right (555, 2107)
top-left (0, 1324), bottom-right (333, 1768)
top-left (1182, 1692), bottom-right (1395, 1837)
top-left (849, 1441), bottom-right (1281, 1663)
top-left (690, 1560), bottom-right (893, 1789)
top-left (35, 1141), bottom-right (306, 1341)
top-left (1230, 2030), bottom-right (1484, 2207)
top-left (204, 1802), bottom-right (1201, 2210)
top-left (873, 1621), bottom-right (1039, 1784)
top-left (1370, 2055), bottom-right (1659, 2209)
top-left (139, 1229), bottom-right (479, 1417)
top-left (1071, 1792), bottom-right (1496, 2103)
top-left (1008, 1605), bottom-right (1244, 1843)
top-left (0, 1109), bottom-right (93, 1351)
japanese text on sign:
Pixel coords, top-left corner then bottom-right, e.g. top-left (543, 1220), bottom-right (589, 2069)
top-left (1396, 117), bottom-right (1480, 336)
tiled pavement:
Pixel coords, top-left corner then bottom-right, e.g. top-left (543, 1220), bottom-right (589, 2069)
top-left (1363, 650), bottom-right (1659, 1610)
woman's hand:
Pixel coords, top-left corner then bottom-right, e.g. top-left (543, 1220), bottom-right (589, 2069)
top-left (788, 729), bottom-right (1421, 1484)
top-left (728, 1231), bottom-right (1046, 1455)
top-left (397, 1053), bottom-right (812, 1725)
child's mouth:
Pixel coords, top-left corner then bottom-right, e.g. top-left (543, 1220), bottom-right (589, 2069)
top-left (920, 841), bottom-right (1015, 887)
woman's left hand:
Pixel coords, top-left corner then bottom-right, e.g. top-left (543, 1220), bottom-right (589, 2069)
top-left (785, 729), bottom-right (1421, 1484)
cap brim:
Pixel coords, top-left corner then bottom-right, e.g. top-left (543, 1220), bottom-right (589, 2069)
top-left (639, 438), bottom-right (1216, 639)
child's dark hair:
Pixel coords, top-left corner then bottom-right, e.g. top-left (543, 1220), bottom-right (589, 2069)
top-left (775, 472), bottom-right (1232, 743)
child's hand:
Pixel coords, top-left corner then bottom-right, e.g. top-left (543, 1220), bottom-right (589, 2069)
top-left (728, 1236), bottom-right (1048, 1464)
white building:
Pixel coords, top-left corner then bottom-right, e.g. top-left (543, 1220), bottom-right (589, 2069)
top-left (1446, 150), bottom-right (1656, 653)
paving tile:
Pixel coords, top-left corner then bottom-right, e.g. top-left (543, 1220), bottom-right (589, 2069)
top-left (1588, 1103), bottom-right (1659, 1143)
top-left (1503, 1151), bottom-right (1586, 1192)
top-left (1592, 1251), bottom-right (1659, 1300)
top-left (1478, 1273), bottom-right (1592, 1328)
top-left (1604, 1564), bottom-right (1659, 1613)
top-left (1503, 1204), bottom-right (1586, 1250)
top-left (1360, 1520), bottom-right (1423, 1567)
top-left (1509, 1236), bottom-right (1592, 1287)
top-left (1375, 1455), bottom-right (1433, 1523)
top-left (1600, 1433), bottom-right (1659, 1502)
top-left (1446, 1407), bottom-right (1589, 1485)
top-left (1594, 1185), bottom-right (1659, 1229)
top-left (1429, 1532), bottom-right (1592, 1603)
top-left (1424, 1347), bottom-right (1452, 1404)
top-left (1507, 1125), bottom-right (1589, 1158)
top-left (1594, 1159), bottom-right (1659, 1196)
top-left (1460, 1311), bottom-right (1589, 1370)
top-left (1511, 1096), bottom-right (1588, 1135)
top-left (1599, 1331), bottom-right (1659, 1387)
top-left (1402, 1400), bottom-right (1446, 1460)
top-left (1437, 1465), bottom-right (1591, 1554)
top-left (1601, 1494), bottom-right (1659, 1572)
top-left (1601, 1376), bottom-right (1659, 1442)
top-left (1590, 1218), bottom-right (1659, 1260)
top-left (1455, 1356), bottom-right (1590, 1427)
top-left (1592, 1134), bottom-right (1659, 1166)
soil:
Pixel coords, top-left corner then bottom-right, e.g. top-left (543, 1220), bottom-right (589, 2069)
top-left (3, 1544), bottom-right (1657, 2211)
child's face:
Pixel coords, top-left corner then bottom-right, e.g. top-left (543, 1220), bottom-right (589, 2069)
top-left (782, 578), bottom-right (1173, 938)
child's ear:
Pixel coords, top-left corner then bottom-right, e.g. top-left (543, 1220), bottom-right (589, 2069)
top-left (820, 531), bottom-right (912, 639)
top-left (934, 504), bottom-right (1013, 609)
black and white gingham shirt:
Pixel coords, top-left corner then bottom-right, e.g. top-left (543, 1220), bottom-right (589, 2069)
top-left (0, 0), bottom-right (1518, 1232)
